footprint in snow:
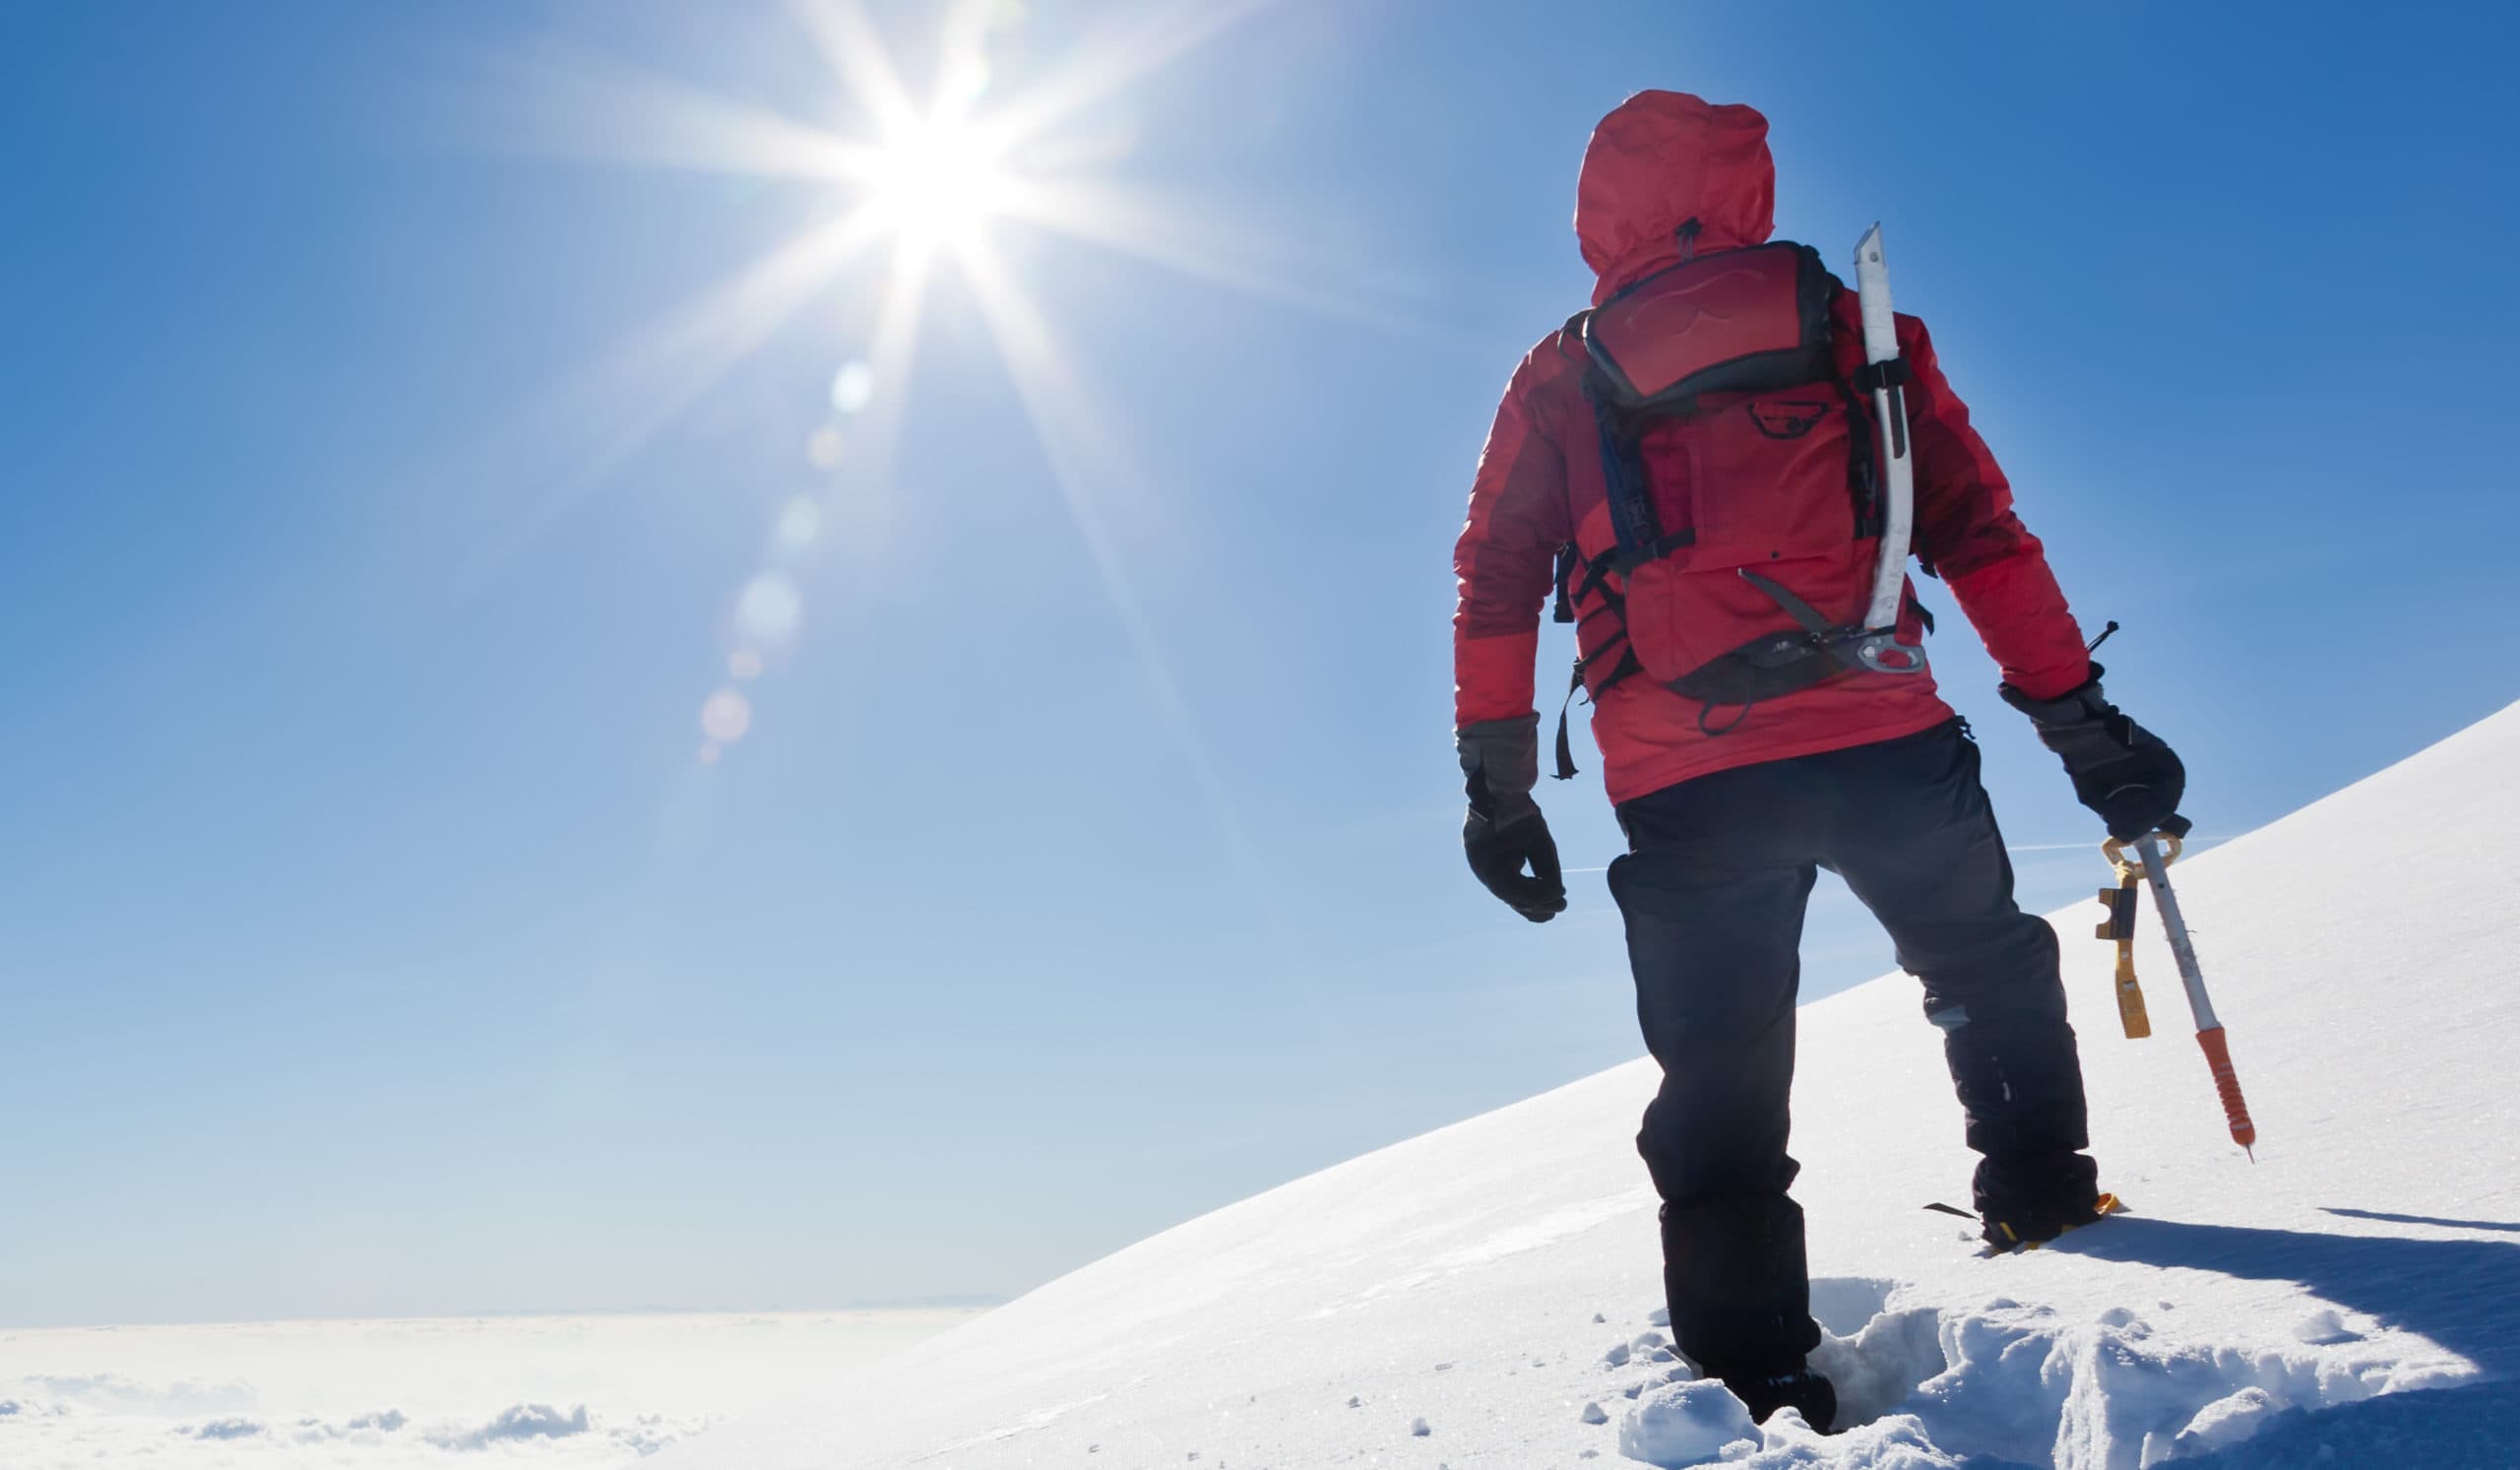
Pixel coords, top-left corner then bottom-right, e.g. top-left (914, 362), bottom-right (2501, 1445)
top-left (1604, 1342), bottom-right (1632, 1369)
top-left (1580, 1402), bottom-right (1609, 1425)
top-left (1411, 1417), bottom-right (1430, 1437)
top-left (2293, 1307), bottom-right (2362, 1345)
top-left (1648, 1308), bottom-right (1670, 1327)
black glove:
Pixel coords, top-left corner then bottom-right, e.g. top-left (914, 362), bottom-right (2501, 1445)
top-left (1999, 665), bottom-right (2188, 841)
top-left (1456, 714), bottom-right (1567, 923)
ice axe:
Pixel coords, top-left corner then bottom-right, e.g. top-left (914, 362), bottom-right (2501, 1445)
top-left (1848, 224), bottom-right (1929, 679)
top-left (2101, 830), bottom-right (2259, 1157)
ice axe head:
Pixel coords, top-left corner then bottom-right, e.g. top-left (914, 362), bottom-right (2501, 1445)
top-left (2102, 830), bottom-right (2184, 880)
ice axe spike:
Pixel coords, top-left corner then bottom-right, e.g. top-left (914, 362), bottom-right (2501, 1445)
top-left (2103, 832), bottom-right (2259, 1157)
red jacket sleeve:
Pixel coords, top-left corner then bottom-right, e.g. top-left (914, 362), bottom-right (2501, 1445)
top-left (1453, 348), bottom-right (1574, 730)
top-left (1900, 315), bottom-right (2092, 701)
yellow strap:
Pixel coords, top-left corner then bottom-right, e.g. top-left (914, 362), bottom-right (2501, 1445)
top-left (2095, 864), bottom-right (2153, 1040)
top-left (2113, 948), bottom-right (2153, 1039)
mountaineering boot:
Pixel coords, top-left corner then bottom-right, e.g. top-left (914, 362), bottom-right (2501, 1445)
top-left (1982, 1190), bottom-right (2124, 1251)
top-left (1724, 1366), bottom-right (1837, 1433)
top-left (1970, 1144), bottom-right (2102, 1247)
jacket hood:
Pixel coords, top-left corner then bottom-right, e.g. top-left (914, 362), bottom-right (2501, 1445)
top-left (1575, 91), bottom-right (1776, 304)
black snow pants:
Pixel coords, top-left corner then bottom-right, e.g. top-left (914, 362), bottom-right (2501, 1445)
top-left (1607, 719), bottom-right (2097, 1379)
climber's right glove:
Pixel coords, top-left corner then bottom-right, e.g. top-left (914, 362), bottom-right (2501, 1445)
top-left (1999, 666), bottom-right (2189, 841)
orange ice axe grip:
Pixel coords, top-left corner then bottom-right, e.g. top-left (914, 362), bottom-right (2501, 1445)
top-left (2194, 1025), bottom-right (2256, 1150)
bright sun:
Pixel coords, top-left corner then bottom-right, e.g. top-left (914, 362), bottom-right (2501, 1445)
top-left (864, 115), bottom-right (1012, 249)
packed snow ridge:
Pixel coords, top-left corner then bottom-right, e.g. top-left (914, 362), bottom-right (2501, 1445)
top-left (662, 704), bottom-right (2520, 1470)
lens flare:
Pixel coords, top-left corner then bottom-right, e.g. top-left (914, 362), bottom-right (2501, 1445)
top-left (735, 569), bottom-right (803, 644)
top-left (774, 495), bottom-right (824, 553)
top-left (830, 360), bottom-right (876, 414)
top-left (807, 424), bottom-right (845, 468)
top-left (701, 689), bottom-right (753, 743)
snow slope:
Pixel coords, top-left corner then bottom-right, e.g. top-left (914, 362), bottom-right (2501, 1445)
top-left (666, 704), bottom-right (2520, 1469)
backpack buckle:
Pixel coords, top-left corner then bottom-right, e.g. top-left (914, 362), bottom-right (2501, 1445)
top-left (1852, 632), bottom-right (1929, 675)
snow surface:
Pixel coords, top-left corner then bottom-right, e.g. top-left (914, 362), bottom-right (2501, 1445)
top-left (0, 1310), bottom-right (972, 1467)
top-left (659, 702), bottom-right (2520, 1469)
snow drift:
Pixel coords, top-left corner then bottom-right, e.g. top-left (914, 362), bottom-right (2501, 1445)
top-left (665, 704), bottom-right (2520, 1469)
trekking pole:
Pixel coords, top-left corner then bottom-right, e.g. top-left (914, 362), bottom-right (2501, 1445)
top-left (2102, 832), bottom-right (2258, 1157)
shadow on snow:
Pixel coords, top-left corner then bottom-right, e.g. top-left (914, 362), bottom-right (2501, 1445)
top-left (2043, 1215), bottom-right (2520, 1468)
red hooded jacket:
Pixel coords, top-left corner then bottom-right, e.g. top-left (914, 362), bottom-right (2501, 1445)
top-left (1453, 92), bottom-right (2093, 805)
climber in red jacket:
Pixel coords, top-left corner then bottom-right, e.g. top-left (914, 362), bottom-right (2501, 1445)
top-left (1450, 92), bottom-right (2186, 1433)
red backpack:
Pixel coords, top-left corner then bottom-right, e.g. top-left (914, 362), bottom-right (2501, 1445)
top-left (1553, 236), bottom-right (1927, 756)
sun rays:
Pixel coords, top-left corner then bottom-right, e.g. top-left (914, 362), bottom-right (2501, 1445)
top-left (456, 0), bottom-right (1353, 947)
top-left (434, 0), bottom-right (1384, 886)
top-left (465, 1), bottom-right (1291, 753)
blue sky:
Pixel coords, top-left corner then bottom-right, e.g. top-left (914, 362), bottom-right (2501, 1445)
top-left (3, 0), bottom-right (2514, 1327)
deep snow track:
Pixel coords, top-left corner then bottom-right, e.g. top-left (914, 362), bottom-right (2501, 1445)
top-left (662, 704), bottom-right (2520, 1469)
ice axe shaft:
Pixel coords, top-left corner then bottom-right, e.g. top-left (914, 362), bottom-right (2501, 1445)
top-left (2131, 837), bottom-right (2218, 1029)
